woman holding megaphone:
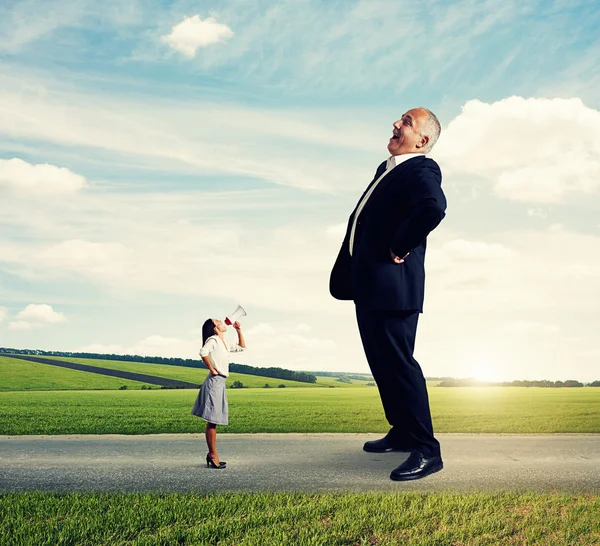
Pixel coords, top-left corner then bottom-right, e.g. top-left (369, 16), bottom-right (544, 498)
top-left (191, 312), bottom-right (246, 469)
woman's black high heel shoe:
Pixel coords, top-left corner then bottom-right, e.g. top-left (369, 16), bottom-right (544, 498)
top-left (206, 454), bottom-right (226, 469)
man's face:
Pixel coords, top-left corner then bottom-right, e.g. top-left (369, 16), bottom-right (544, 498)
top-left (387, 108), bottom-right (429, 156)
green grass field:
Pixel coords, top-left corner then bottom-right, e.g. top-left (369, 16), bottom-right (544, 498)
top-left (0, 491), bottom-right (597, 545)
top-left (1, 386), bottom-right (598, 435)
top-left (11, 355), bottom-right (365, 389)
top-left (0, 356), bottom-right (154, 391)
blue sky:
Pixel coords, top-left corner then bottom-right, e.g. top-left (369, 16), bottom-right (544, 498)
top-left (1, 0), bottom-right (600, 381)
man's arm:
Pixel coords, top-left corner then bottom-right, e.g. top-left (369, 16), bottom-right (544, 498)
top-left (390, 161), bottom-right (446, 260)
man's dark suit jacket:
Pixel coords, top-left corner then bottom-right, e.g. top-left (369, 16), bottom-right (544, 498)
top-left (329, 156), bottom-right (446, 311)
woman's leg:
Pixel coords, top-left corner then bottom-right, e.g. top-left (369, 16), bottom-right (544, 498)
top-left (205, 422), bottom-right (219, 463)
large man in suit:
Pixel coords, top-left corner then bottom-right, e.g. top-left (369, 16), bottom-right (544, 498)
top-left (330, 107), bottom-right (446, 481)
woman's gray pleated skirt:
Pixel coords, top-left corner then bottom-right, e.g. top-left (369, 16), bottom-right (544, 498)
top-left (191, 374), bottom-right (228, 425)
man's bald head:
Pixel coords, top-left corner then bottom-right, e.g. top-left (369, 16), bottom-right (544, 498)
top-left (387, 107), bottom-right (441, 156)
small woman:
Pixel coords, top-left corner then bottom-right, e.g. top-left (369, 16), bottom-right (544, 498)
top-left (191, 317), bottom-right (246, 469)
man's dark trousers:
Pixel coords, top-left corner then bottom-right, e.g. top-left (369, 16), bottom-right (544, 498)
top-left (356, 306), bottom-right (440, 458)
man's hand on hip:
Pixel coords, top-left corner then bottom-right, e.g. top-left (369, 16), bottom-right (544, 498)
top-left (391, 250), bottom-right (410, 264)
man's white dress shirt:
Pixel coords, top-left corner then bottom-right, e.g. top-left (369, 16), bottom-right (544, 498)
top-left (348, 153), bottom-right (425, 255)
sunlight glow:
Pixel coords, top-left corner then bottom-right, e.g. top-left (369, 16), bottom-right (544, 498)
top-left (467, 352), bottom-right (508, 383)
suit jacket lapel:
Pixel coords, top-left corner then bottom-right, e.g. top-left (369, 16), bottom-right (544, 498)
top-left (348, 161), bottom-right (387, 223)
top-left (359, 157), bottom-right (420, 218)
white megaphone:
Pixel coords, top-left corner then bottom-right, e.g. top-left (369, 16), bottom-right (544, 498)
top-left (225, 305), bottom-right (247, 326)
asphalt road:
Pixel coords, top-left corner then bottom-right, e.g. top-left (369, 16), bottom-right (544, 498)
top-left (1, 433), bottom-right (598, 493)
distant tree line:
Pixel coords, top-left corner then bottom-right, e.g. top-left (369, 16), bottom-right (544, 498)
top-left (0, 347), bottom-right (317, 384)
top-left (308, 371), bottom-right (373, 381)
top-left (230, 381), bottom-right (287, 389)
top-left (308, 371), bottom-right (453, 382)
top-left (228, 363), bottom-right (316, 383)
top-left (437, 378), bottom-right (598, 388)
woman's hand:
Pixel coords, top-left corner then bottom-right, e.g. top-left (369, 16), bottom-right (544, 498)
top-left (233, 321), bottom-right (246, 349)
top-left (202, 355), bottom-right (219, 375)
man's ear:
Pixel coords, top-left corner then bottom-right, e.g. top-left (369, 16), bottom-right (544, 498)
top-left (416, 135), bottom-right (429, 149)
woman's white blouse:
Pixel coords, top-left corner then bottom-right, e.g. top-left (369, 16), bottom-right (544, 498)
top-left (199, 335), bottom-right (245, 377)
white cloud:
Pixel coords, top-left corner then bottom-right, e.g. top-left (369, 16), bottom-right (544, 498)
top-left (4, 220), bottom-right (599, 380)
top-left (0, 69), bottom-right (380, 193)
top-left (161, 15), bottom-right (233, 57)
top-left (425, 237), bottom-right (517, 308)
top-left (243, 322), bottom-right (337, 370)
top-left (35, 239), bottom-right (128, 279)
top-left (527, 207), bottom-right (550, 218)
top-left (504, 321), bottom-right (561, 334)
top-left (17, 303), bottom-right (67, 324)
top-left (133, 0), bottom-right (531, 94)
top-left (9, 321), bottom-right (33, 331)
top-left (0, 205), bottom-right (343, 313)
top-left (0, 1), bottom-right (144, 52)
top-left (0, 0), bottom-right (88, 52)
top-left (411, 224), bottom-right (600, 381)
top-left (427, 226), bottom-right (600, 314)
top-left (77, 343), bottom-right (125, 354)
top-left (73, 320), bottom-right (351, 372)
top-left (245, 323), bottom-right (278, 336)
top-left (127, 335), bottom-right (198, 358)
top-left (246, 323), bottom-right (332, 350)
top-left (0, 306), bottom-right (8, 324)
top-left (326, 223), bottom-right (346, 238)
top-left (0, 158), bottom-right (87, 196)
top-left (79, 335), bottom-right (205, 360)
top-left (436, 239), bottom-right (514, 262)
top-left (436, 97), bottom-right (600, 203)
top-left (9, 303), bottom-right (67, 330)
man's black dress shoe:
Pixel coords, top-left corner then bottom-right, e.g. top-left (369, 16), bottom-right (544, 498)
top-left (363, 435), bottom-right (410, 453)
top-left (390, 450), bottom-right (443, 481)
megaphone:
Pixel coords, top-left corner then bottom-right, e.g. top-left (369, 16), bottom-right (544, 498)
top-left (225, 305), bottom-right (247, 326)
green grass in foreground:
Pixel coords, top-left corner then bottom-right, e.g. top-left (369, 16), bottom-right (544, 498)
top-left (0, 491), bottom-right (598, 545)
top-left (0, 356), bottom-right (153, 391)
top-left (1, 386), bottom-right (598, 435)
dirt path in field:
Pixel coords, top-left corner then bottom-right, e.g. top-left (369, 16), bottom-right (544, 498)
top-left (3, 354), bottom-right (199, 389)
top-left (1, 433), bottom-right (598, 492)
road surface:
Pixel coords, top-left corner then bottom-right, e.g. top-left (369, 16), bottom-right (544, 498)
top-left (1, 433), bottom-right (598, 492)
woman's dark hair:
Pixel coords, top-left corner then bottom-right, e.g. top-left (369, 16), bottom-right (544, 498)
top-left (202, 318), bottom-right (216, 345)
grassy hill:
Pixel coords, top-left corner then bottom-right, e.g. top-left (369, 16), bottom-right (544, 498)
top-left (0, 356), bottom-right (154, 391)
top-left (1, 355), bottom-right (374, 391)
top-left (42, 356), bottom-right (336, 388)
